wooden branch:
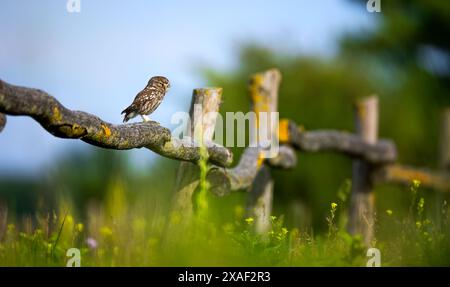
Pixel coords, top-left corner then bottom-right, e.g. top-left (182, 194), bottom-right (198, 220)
top-left (0, 113), bottom-right (5, 133)
top-left (280, 119), bottom-right (397, 164)
top-left (207, 147), bottom-right (262, 196)
top-left (267, 145), bottom-right (297, 169)
top-left (348, 96), bottom-right (378, 246)
top-left (372, 109), bottom-right (450, 192)
top-left (373, 164), bottom-right (450, 191)
top-left (207, 145), bottom-right (297, 197)
top-left (0, 79), bottom-right (232, 167)
top-left (170, 88), bottom-right (223, 221)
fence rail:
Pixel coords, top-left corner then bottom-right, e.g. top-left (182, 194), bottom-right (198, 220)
top-left (1, 69), bottom-right (449, 245)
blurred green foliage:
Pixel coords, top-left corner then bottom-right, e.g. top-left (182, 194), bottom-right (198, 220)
top-left (1, 179), bottom-right (449, 266)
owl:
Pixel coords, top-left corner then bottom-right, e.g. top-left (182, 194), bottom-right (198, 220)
top-left (121, 76), bottom-right (170, 123)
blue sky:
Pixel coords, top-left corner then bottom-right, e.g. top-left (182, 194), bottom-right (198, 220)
top-left (0, 0), bottom-right (374, 175)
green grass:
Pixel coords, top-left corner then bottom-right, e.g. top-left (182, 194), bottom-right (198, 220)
top-left (0, 177), bottom-right (449, 266)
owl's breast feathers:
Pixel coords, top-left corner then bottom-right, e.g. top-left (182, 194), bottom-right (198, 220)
top-left (134, 87), bottom-right (165, 114)
top-left (121, 86), bottom-right (166, 122)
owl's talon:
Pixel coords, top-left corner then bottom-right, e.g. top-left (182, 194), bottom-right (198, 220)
top-left (141, 115), bottom-right (151, 122)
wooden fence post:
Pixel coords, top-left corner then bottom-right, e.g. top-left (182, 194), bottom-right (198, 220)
top-left (169, 88), bottom-right (222, 223)
top-left (348, 96), bottom-right (378, 246)
top-left (438, 108), bottom-right (450, 227)
top-left (440, 109), bottom-right (450, 170)
top-left (246, 69), bottom-right (281, 234)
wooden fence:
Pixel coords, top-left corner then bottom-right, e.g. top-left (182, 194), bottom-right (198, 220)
top-left (0, 69), bottom-right (449, 245)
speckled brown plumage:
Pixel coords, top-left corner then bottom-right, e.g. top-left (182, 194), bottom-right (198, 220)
top-left (122, 76), bottom-right (170, 122)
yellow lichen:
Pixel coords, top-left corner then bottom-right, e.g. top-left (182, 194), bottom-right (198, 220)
top-left (278, 119), bottom-right (290, 143)
top-left (58, 124), bottom-right (86, 137)
top-left (249, 74), bottom-right (269, 121)
top-left (101, 124), bottom-right (111, 137)
top-left (256, 151), bottom-right (265, 167)
top-left (53, 106), bottom-right (62, 122)
top-left (356, 102), bottom-right (367, 120)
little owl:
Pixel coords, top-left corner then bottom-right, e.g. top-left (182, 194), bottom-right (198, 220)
top-left (121, 76), bottom-right (170, 122)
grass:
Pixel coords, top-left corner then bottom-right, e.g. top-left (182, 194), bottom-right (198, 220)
top-left (0, 176), bottom-right (449, 267)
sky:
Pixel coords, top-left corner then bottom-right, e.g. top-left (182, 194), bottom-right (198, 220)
top-left (0, 0), bottom-right (375, 175)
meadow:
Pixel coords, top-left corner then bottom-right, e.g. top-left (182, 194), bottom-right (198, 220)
top-left (1, 165), bottom-right (449, 267)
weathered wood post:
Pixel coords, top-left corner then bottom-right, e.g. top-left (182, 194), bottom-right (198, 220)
top-left (169, 88), bottom-right (223, 224)
top-left (440, 109), bottom-right (450, 171)
top-left (438, 108), bottom-right (450, 227)
top-left (348, 96), bottom-right (378, 246)
top-left (246, 69), bottom-right (281, 234)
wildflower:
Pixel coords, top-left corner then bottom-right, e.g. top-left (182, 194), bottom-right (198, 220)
top-left (86, 237), bottom-right (98, 250)
top-left (412, 179), bottom-right (421, 189)
top-left (327, 202), bottom-right (338, 238)
top-left (386, 210), bottom-right (393, 216)
top-left (418, 198), bottom-right (425, 211)
top-left (245, 217), bottom-right (254, 225)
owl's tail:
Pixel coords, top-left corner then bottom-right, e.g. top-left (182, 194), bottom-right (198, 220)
top-left (121, 106), bottom-right (137, 123)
